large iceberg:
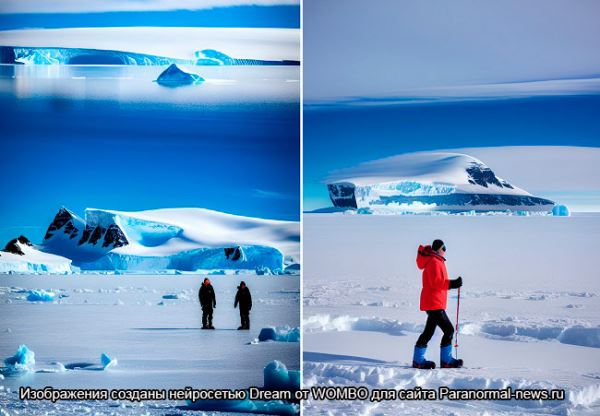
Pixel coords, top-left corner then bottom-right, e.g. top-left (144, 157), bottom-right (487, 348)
top-left (326, 152), bottom-right (559, 214)
top-left (40, 207), bottom-right (299, 273)
top-left (0, 46), bottom-right (300, 66)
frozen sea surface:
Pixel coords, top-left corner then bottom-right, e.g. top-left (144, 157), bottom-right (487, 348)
top-left (303, 215), bottom-right (600, 415)
top-left (0, 274), bottom-right (299, 414)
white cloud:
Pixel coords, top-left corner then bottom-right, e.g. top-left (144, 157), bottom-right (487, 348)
top-left (307, 78), bottom-right (600, 106)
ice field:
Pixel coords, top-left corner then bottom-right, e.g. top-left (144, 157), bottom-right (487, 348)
top-left (0, 274), bottom-right (299, 415)
top-left (302, 214), bottom-right (600, 415)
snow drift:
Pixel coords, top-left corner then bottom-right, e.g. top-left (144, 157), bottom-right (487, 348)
top-left (40, 207), bottom-right (299, 273)
top-left (326, 152), bottom-right (559, 214)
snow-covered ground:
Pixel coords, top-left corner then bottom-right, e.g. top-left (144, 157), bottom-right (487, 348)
top-left (302, 214), bottom-right (600, 415)
top-left (0, 274), bottom-right (299, 415)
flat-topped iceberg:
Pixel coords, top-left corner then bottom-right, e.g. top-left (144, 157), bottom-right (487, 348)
top-left (326, 152), bottom-right (559, 214)
top-left (38, 207), bottom-right (299, 273)
top-left (156, 64), bottom-right (204, 86)
top-left (0, 46), bottom-right (300, 66)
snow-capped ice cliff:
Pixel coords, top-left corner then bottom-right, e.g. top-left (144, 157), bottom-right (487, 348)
top-left (0, 46), bottom-right (300, 66)
top-left (326, 152), bottom-right (558, 214)
top-left (40, 207), bottom-right (299, 273)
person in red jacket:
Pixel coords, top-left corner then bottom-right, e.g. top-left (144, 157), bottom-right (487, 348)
top-left (412, 239), bottom-right (463, 369)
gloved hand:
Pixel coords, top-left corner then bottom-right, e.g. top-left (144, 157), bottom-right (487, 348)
top-left (449, 276), bottom-right (463, 289)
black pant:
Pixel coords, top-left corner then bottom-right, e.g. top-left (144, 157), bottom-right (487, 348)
top-left (416, 309), bottom-right (454, 348)
top-left (202, 307), bottom-right (213, 328)
top-left (240, 309), bottom-right (250, 329)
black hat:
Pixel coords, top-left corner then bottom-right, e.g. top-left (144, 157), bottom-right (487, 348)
top-left (240, 281), bottom-right (246, 287)
top-left (432, 239), bottom-right (445, 251)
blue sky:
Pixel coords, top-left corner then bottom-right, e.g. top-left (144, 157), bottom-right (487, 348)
top-left (0, 101), bottom-right (300, 244)
top-left (0, 7), bottom-right (299, 30)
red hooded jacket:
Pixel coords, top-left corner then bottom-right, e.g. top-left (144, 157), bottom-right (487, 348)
top-left (417, 245), bottom-right (450, 311)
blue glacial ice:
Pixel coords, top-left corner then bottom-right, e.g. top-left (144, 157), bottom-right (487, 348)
top-left (0, 46), bottom-right (299, 66)
top-left (186, 397), bottom-right (298, 415)
top-left (100, 353), bottom-right (117, 370)
top-left (258, 326), bottom-right (300, 342)
top-left (329, 182), bottom-right (556, 213)
top-left (264, 360), bottom-right (300, 391)
top-left (552, 204), bottom-right (571, 216)
top-left (8, 47), bottom-right (186, 65)
top-left (78, 245), bottom-right (283, 272)
top-left (156, 64), bottom-right (204, 86)
top-left (186, 360), bottom-right (299, 414)
top-left (26, 289), bottom-right (56, 302)
top-left (195, 49), bottom-right (299, 66)
top-left (1, 345), bottom-right (35, 375)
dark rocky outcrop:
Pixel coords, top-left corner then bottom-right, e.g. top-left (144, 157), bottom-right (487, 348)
top-left (44, 207), bottom-right (78, 240)
top-left (3, 235), bottom-right (33, 256)
top-left (466, 162), bottom-right (514, 189)
top-left (224, 246), bottom-right (243, 261)
top-left (103, 224), bottom-right (128, 248)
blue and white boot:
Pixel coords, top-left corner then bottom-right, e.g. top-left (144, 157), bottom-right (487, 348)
top-left (440, 345), bottom-right (463, 368)
top-left (412, 345), bottom-right (435, 369)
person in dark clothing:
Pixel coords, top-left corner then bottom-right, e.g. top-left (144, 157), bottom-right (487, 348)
top-left (198, 277), bottom-right (216, 329)
top-left (234, 281), bottom-right (252, 330)
top-left (413, 239), bottom-right (464, 369)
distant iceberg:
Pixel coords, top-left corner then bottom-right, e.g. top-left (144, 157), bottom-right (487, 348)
top-left (195, 49), bottom-right (299, 66)
top-left (0, 46), bottom-right (299, 66)
top-left (552, 204), bottom-right (570, 216)
top-left (156, 64), bottom-right (204, 86)
top-left (326, 152), bottom-right (559, 214)
top-left (26, 289), bottom-right (56, 302)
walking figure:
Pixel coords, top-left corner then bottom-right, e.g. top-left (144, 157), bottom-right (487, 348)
top-left (412, 239), bottom-right (464, 369)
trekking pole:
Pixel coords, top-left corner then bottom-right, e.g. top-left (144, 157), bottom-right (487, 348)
top-left (454, 286), bottom-right (461, 359)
